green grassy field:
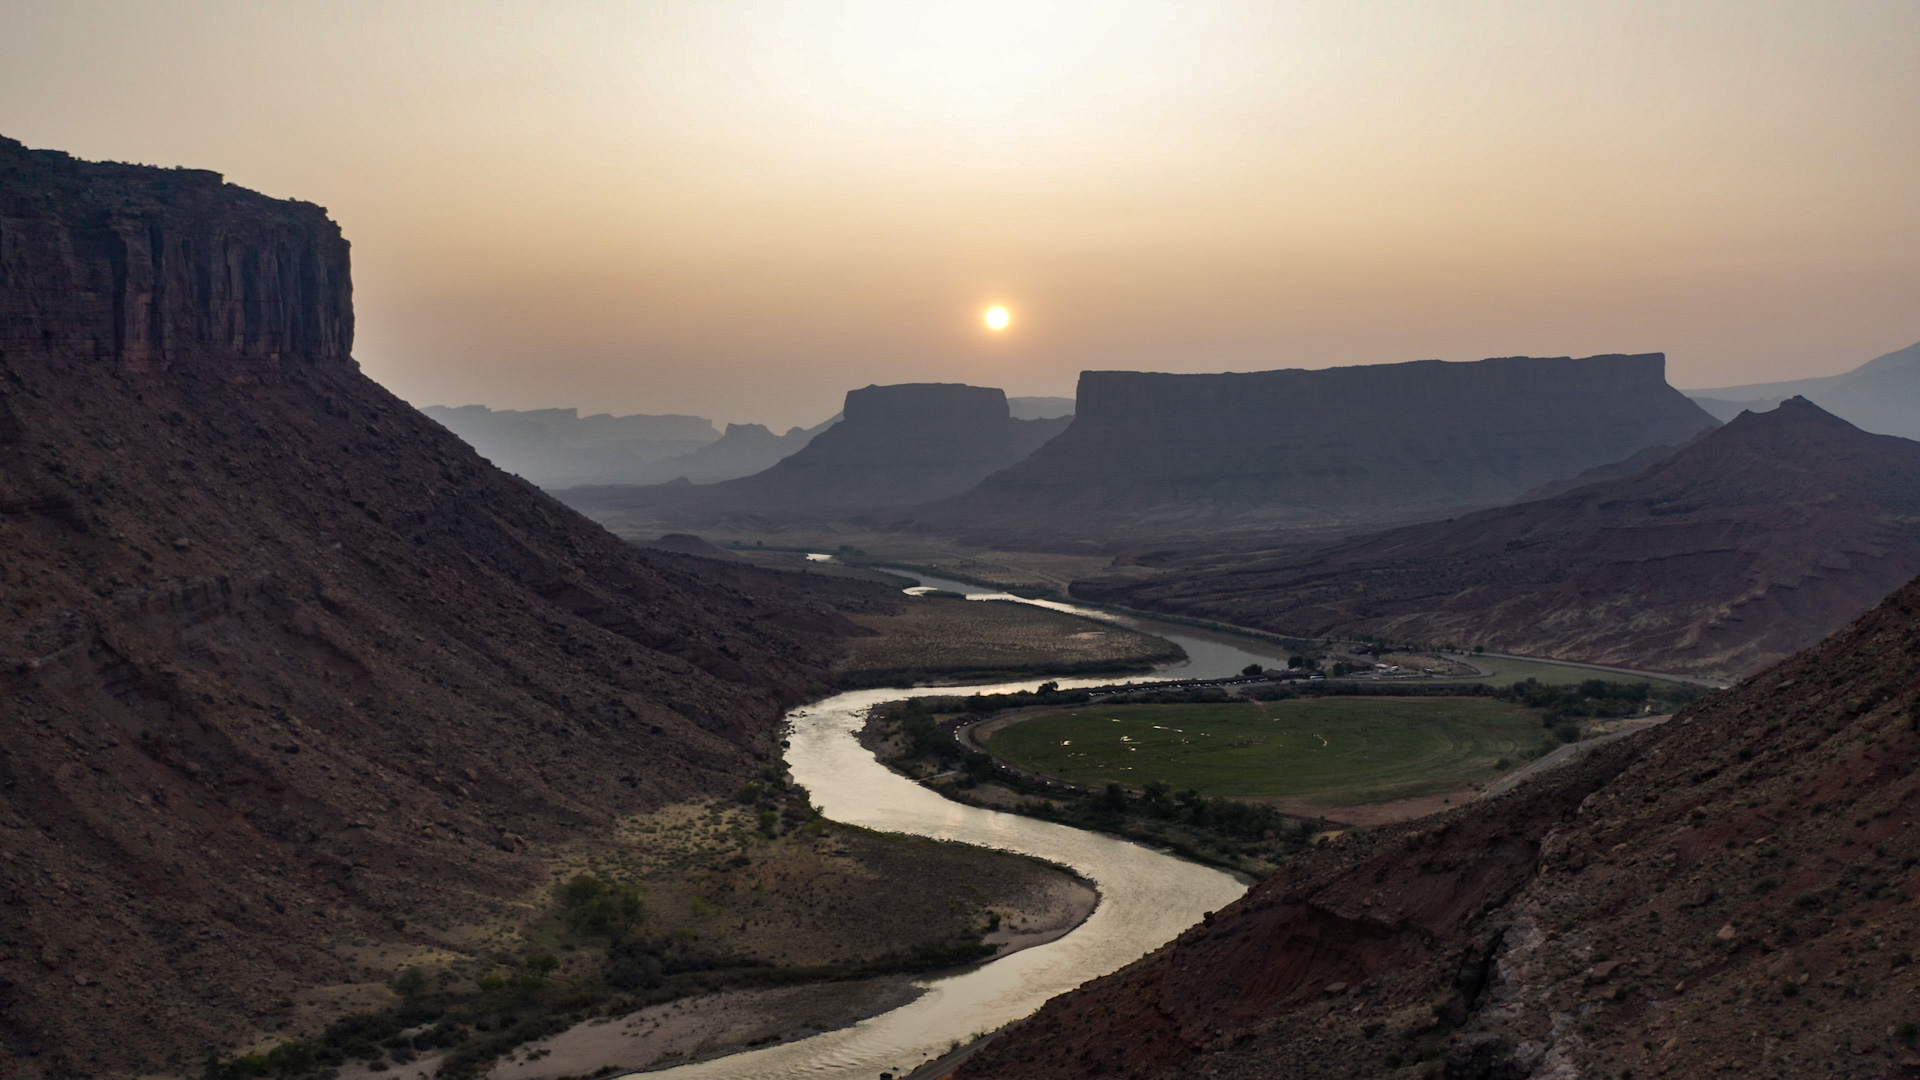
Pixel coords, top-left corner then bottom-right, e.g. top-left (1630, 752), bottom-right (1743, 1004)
top-left (983, 698), bottom-right (1545, 807)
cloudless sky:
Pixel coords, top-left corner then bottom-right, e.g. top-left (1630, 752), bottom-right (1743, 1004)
top-left (4, 1), bottom-right (1917, 427)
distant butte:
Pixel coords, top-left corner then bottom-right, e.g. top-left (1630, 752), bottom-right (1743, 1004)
top-left (556, 381), bottom-right (1070, 526)
top-left (916, 354), bottom-right (1720, 542)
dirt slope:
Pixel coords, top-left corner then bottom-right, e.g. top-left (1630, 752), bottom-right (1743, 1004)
top-left (1078, 398), bottom-right (1920, 678)
top-left (961, 571), bottom-right (1920, 1080)
top-left (0, 136), bottom-right (893, 1078)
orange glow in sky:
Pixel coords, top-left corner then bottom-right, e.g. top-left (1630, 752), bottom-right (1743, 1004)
top-left (3, 1), bottom-right (1916, 427)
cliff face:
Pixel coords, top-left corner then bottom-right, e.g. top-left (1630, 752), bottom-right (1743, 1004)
top-left (0, 136), bottom-right (352, 378)
top-left (961, 573), bottom-right (1920, 1080)
top-left (1076, 398), bottom-right (1920, 678)
top-left (921, 354), bottom-right (1719, 539)
top-left (0, 138), bottom-right (892, 1077)
top-left (556, 382), bottom-right (1070, 527)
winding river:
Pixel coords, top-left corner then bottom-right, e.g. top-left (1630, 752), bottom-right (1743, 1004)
top-left (641, 572), bottom-right (1277, 1079)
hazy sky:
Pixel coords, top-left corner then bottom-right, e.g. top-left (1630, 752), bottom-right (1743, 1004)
top-left (4, 1), bottom-right (1917, 428)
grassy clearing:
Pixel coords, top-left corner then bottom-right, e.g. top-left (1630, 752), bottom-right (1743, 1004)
top-left (984, 698), bottom-right (1545, 807)
top-left (835, 596), bottom-right (1183, 686)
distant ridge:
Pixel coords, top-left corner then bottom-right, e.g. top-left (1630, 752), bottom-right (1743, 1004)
top-left (628, 414), bottom-right (838, 485)
top-left (420, 404), bottom-right (719, 487)
top-left (558, 382), bottom-right (1070, 527)
top-left (920, 354), bottom-right (1719, 540)
top-left (1077, 397), bottom-right (1920, 677)
top-left (1687, 339), bottom-right (1920, 439)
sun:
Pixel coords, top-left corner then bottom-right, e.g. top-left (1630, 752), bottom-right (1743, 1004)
top-left (984, 305), bottom-right (1010, 331)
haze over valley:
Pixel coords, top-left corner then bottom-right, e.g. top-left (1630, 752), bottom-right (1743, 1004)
top-left (6, 5), bottom-right (1920, 1080)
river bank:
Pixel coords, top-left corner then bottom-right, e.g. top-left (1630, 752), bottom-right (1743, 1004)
top-left (482, 862), bottom-right (1097, 1079)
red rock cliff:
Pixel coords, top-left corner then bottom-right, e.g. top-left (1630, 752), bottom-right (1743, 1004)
top-left (0, 135), bottom-right (352, 377)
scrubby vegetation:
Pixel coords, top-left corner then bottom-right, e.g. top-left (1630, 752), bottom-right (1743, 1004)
top-left (1497, 677), bottom-right (1710, 722)
top-left (201, 775), bottom-right (1015, 1080)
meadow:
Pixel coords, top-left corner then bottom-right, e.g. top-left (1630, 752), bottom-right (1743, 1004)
top-left (982, 697), bottom-right (1545, 807)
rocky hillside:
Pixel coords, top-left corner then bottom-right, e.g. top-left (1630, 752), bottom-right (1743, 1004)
top-left (556, 382), bottom-right (1069, 528)
top-left (920, 355), bottom-right (1719, 541)
top-left (959, 570), bottom-right (1920, 1080)
top-left (1077, 399), bottom-right (1920, 678)
top-left (0, 136), bottom-right (893, 1077)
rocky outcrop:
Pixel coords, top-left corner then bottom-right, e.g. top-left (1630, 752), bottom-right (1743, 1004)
top-left (0, 135), bottom-right (352, 379)
top-left (1076, 398), bottom-right (1920, 678)
top-left (960, 573), bottom-right (1920, 1080)
top-left (0, 137), bottom-right (895, 1078)
top-left (921, 354), bottom-right (1719, 540)
top-left (557, 382), bottom-right (1070, 527)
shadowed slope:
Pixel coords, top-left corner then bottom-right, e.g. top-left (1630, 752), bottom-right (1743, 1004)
top-left (1078, 398), bottom-right (1920, 677)
top-left (961, 571), bottom-right (1920, 1079)
top-left (0, 136), bottom-right (892, 1077)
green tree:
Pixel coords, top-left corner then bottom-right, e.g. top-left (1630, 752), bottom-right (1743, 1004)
top-left (391, 966), bottom-right (429, 998)
top-left (557, 873), bottom-right (647, 939)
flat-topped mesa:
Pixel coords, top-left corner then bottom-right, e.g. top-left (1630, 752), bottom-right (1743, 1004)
top-left (840, 381), bottom-right (1009, 430)
top-left (922, 353), bottom-right (1719, 536)
top-left (0, 135), bottom-right (352, 379)
top-left (696, 382), bottom-right (1070, 510)
top-left (557, 381), bottom-right (1071, 520)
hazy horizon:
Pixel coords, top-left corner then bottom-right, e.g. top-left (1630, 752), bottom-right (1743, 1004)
top-left (5, 1), bottom-right (1917, 429)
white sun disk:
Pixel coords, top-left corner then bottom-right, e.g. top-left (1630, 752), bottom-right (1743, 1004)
top-left (985, 306), bottom-right (1010, 330)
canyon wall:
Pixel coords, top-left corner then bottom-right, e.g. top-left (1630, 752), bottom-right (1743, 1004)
top-left (923, 354), bottom-right (1720, 539)
top-left (0, 136), bottom-right (352, 378)
top-left (0, 136), bottom-right (894, 1078)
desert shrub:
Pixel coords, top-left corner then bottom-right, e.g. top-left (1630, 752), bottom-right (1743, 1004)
top-left (557, 874), bottom-right (646, 939)
top-left (392, 966), bottom-right (429, 997)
